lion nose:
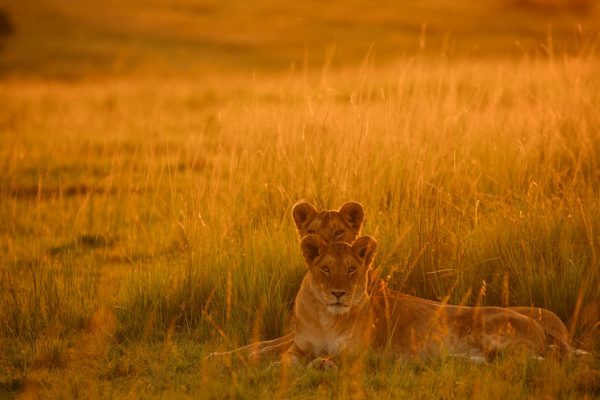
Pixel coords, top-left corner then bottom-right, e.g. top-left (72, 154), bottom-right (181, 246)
top-left (330, 290), bottom-right (346, 300)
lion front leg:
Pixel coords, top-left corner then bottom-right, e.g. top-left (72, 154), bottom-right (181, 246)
top-left (279, 343), bottom-right (306, 367)
top-left (279, 343), bottom-right (339, 371)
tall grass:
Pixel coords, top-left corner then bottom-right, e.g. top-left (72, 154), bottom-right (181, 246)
top-left (1, 51), bottom-right (599, 397)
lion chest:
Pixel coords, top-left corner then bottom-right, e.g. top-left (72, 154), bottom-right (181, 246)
top-left (297, 312), bottom-right (369, 357)
top-left (301, 325), bottom-right (352, 357)
top-left (293, 280), bottom-right (372, 358)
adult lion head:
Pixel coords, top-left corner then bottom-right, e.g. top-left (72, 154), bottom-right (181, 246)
top-left (300, 234), bottom-right (377, 315)
top-left (292, 201), bottom-right (364, 243)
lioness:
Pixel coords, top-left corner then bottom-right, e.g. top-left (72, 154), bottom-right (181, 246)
top-left (207, 201), bottom-right (364, 360)
top-left (294, 201), bottom-right (572, 357)
top-left (282, 235), bottom-right (548, 367)
top-left (291, 201), bottom-right (364, 244)
top-left (210, 201), bottom-right (573, 360)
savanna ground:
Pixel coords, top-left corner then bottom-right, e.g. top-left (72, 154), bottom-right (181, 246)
top-left (1, 0), bottom-right (600, 398)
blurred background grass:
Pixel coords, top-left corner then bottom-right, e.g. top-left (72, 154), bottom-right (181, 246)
top-left (0, 0), bottom-right (599, 78)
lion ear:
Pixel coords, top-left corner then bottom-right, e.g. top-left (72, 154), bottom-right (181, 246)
top-left (300, 234), bottom-right (326, 265)
top-left (338, 202), bottom-right (364, 231)
top-left (352, 236), bottom-right (377, 266)
top-left (292, 201), bottom-right (317, 232)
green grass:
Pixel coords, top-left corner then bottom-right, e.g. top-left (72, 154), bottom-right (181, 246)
top-left (1, 0), bottom-right (600, 398)
top-left (1, 340), bottom-right (599, 398)
top-left (1, 55), bottom-right (599, 398)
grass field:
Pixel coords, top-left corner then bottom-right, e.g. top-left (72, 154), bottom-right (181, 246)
top-left (1, 0), bottom-right (600, 398)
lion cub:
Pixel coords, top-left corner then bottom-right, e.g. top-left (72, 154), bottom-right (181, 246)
top-left (282, 235), bottom-right (548, 366)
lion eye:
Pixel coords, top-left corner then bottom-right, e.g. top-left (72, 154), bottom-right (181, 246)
top-left (307, 229), bottom-right (316, 234)
top-left (321, 265), bottom-right (330, 274)
top-left (334, 229), bottom-right (345, 238)
top-left (348, 266), bottom-right (357, 275)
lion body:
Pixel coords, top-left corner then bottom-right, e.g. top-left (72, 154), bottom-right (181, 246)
top-left (282, 237), bottom-right (548, 365)
top-left (209, 201), bottom-right (574, 364)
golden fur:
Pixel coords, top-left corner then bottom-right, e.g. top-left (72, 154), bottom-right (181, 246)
top-left (282, 235), bottom-right (549, 366)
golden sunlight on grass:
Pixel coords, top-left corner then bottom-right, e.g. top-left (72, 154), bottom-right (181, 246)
top-left (1, 0), bottom-right (599, 398)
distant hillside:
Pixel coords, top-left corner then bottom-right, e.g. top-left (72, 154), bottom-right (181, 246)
top-left (1, 0), bottom-right (598, 79)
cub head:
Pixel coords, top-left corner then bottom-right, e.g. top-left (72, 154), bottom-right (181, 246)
top-left (292, 201), bottom-right (364, 243)
top-left (300, 234), bottom-right (377, 315)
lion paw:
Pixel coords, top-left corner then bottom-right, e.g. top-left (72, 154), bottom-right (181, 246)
top-left (307, 357), bottom-right (338, 371)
